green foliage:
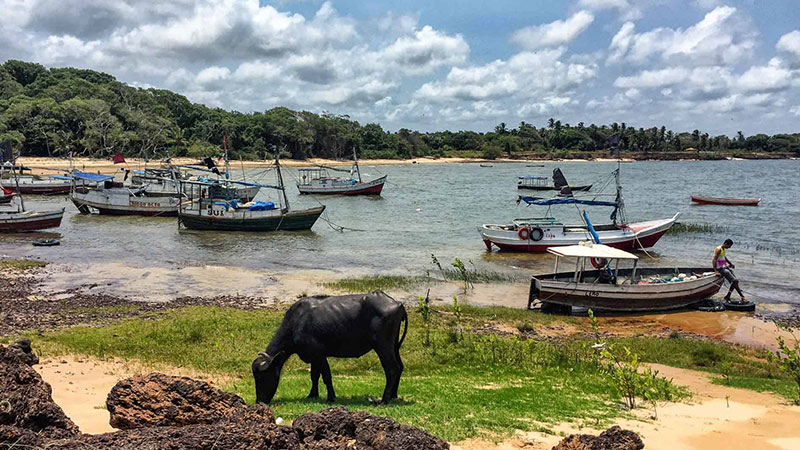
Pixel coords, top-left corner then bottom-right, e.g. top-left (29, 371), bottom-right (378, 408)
top-left (769, 323), bottom-right (800, 405)
top-left (417, 293), bottom-right (432, 347)
top-left (3, 60), bottom-right (798, 160)
top-left (430, 254), bottom-right (516, 285)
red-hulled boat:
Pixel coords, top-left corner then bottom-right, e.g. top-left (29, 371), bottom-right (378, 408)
top-left (0, 186), bottom-right (14, 204)
top-left (297, 149), bottom-right (386, 196)
top-left (691, 195), bottom-right (760, 206)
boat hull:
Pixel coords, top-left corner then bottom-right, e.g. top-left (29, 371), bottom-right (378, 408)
top-left (179, 205), bottom-right (325, 231)
top-left (690, 195), bottom-right (760, 206)
top-left (479, 214), bottom-right (679, 253)
top-left (70, 190), bottom-right (179, 217)
top-left (517, 184), bottom-right (592, 191)
top-left (0, 209), bottom-right (64, 232)
top-left (530, 267), bottom-right (723, 312)
top-left (298, 176), bottom-right (386, 196)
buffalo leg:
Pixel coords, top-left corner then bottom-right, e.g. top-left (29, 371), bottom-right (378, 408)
top-left (376, 346), bottom-right (402, 404)
top-left (308, 363), bottom-right (321, 398)
top-left (319, 358), bottom-right (336, 402)
top-left (391, 345), bottom-right (404, 399)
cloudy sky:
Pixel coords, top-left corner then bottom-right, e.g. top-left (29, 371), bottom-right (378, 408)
top-left (1, 0), bottom-right (799, 135)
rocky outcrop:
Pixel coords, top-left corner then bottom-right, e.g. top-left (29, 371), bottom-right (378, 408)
top-left (0, 339), bottom-right (79, 440)
top-left (294, 407), bottom-right (449, 450)
top-left (552, 425), bottom-right (644, 450)
top-left (1, 342), bottom-right (449, 450)
top-left (107, 372), bottom-right (274, 429)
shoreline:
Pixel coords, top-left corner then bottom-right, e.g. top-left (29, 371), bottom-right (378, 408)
top-left (2, 261), bottom-right (795, 351)
top-left (13, 154), bottom-right (797, 175)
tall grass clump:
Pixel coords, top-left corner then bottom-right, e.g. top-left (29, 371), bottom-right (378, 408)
top-left (430, 254), bottom-right (517, 286)
top-left (322, 275), bottom-right (426, 292)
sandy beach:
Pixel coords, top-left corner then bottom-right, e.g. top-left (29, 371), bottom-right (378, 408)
top-left (14, 155), bottom-right (635, 175)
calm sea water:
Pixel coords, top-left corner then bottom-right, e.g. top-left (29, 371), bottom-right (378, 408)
top-left (2, 160), bottom-right (799, 305)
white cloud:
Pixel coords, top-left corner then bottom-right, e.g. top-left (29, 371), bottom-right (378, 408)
top-left (511, 11), bottom-right (594, 50)
top-left (608, 6), bottom-right (755, 66)
top-left (414, 48), bottom-right (596, 103)
top-left (736, 61), bottom-right (793, 93)
top-left (614, 68), bottom-right (689, 89)
top-left (378, 26), bottom-right (469, 75)
top-left (777, 30), bottom-right (800, 66)
top-left (577, 0), bottom-right (642, 21)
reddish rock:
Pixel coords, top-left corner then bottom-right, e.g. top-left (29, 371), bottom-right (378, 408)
top-left (107, 372), bottom-right (274, 429)
top-left (294, 407), bottom-right (449, 450)
top-left (0, 341), bottom-right (79, 441)
top-left (552, 426), bottom-right (644, 450)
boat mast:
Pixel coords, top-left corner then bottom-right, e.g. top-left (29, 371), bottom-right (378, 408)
top-left (614, 163), bottom-right (626, 226)
top-left (12, 153), bottom-right (25, 212)
top-left (274, 150), bottom-right (290, 211)
top-left (352, 148), bottom-right (362, 183)
top-left (223, 136), bottom-right (230, 180)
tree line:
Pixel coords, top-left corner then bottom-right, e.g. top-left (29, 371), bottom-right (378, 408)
top-left (1, 60), bottom-right (798, 161)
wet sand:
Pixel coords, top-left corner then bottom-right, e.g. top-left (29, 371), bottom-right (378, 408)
top-left (5, 261), bottom-right (795, 349)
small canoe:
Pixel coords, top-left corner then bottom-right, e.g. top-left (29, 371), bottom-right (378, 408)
top-left (691, 195), bottom-right (760, 206)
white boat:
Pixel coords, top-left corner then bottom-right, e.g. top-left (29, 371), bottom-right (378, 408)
top-left (528, 243), bottom-right (724, 312)
top-left (70, 172), bottom-right (181, 216)
top-left (480, 214), bottom-right (678, 252)
top-left (480, 166), bottom-right (678, 252)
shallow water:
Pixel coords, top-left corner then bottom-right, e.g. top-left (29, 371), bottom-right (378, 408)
top-left (2, 160), bottom-right (799, 306)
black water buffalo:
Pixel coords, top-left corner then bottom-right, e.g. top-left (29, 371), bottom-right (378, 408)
top-left (252, 291), bottom-right (408, 405)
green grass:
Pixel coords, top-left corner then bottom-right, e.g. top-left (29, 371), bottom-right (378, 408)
top-left (25, 305), bottom-right (795, 441)
top-left (667, 222), bottom-right (728, 234)
top-left (29, 306), bottom-right (626, 441)
top-left (322, 275), bottom-right (428, 293)
top-left (0, 258), bottom-right (48, 271)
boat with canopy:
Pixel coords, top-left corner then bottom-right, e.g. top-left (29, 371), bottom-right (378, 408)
top-left (297, 149), bottom-right (386, 195)
top-left (69, 171), bottom-right (182, 216)
top-left (0, 163), bottom-right (78, 195)
top-left (528, 242), bottom-right (723, 312)
top-left (479, 166), bottom-right (678, 252)
top-left (179, 155), bottom-right (324, 231)
top-left (517, 169), bottom-right (592, 192)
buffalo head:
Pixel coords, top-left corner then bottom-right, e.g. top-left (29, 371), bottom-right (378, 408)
top-left (253, 351), bottom-right (283, 404)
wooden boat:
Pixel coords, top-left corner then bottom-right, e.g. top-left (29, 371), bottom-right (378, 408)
top-left (690, 195), bottom-right (760, 206)
top-left (0, 162), bottom-right (64, 232)
top-left (297, 150), bottom-right (385, 196)
top-left (1, 164), bottom-right (86, 195)
top-left (180, 156), bottom-right (324, 232)
top-left (528, 243), bottom-right (724, 312)
top-left (0, 186), bottom-right (14, 204)
top-left (481, 166), bottom-right (678, 252)
top-left (0, 209), bottom-right (64, 232)
top-left (70, 172), bottom-right (181, 216)
top-left (480, 164), bottom-right (494, 168)
top-left (517, 176), bottom-right (592, 191)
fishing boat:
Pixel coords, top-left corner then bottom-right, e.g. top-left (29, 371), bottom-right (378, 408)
top-left (517, 169), bottom-right (592, 192)
top-left (480, 163), bottom-right (494, 168)
top-left (70, 172), bottom-right (181, 216)
top-left (0, 186), bottom-right (14, 204)
top-left (528, 242), bottom-right (724, 313)
top-left (0, 161), bottom-right (64, 232)
top-left (690, 195), bottom-right (760, 206)
top-left (297, 149), bottom-right (385, 195)
top-left (1, 164), bottom-right (75, 195)
top-left (179, 155), bottom-right (325, 232)
top-left (480, 167), bottom-right (678, 252)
